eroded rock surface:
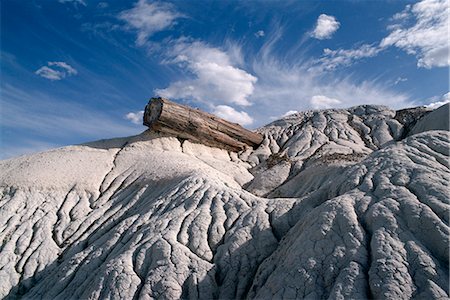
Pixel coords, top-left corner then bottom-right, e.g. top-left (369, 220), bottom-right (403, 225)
top-left (0, 105), bottom-right (448, 299)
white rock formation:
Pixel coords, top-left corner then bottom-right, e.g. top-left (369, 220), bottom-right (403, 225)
top-left (409, 103), bottom-right (449, 136)
top-left (0, 104), bottom-right (448, 299)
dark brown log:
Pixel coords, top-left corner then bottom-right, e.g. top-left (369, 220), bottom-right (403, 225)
top-left (143, 97), bottom-right (263, 152)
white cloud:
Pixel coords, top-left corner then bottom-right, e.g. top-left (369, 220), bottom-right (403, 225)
top-left (150, 22), bottom-right (413, 127)
top-left (35, 61), bottom-right (77, 81)
top-left (425, 92), bottom-right (450, 109)
top-left (250, 63), bottom-right (411, 123)
top-left (255, 30), bottom-right (265, 38)
top-left (381, 0), bottom-right (449, 68)
top-left (35, 66), bottom-right (64, 81)
top-left (156, 39), bottom-right (257, 107)
top-left (311, 14), bottom-right (340, 40)
top-left (394, 77), bottom-right (408, 85)
top-left (48, 61), bottom-right (77, 75)
top-left (213, 105), bottom-right (253, 126)
top-left (125, 111), bottom-right (144, 124)
top-left (391, 5), bottom-right (412, 21)
top-left (118, 0), bottom-right (181, 46)
top-left (248, 37), bottom-right (412, 126)
top-left (310, 95), bottom-right (342, 109)
top-left (311, 0), bottom-right (449, 71)
top-left (314, 44), bottom-right (381, 71)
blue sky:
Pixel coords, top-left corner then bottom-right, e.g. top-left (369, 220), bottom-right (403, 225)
top-left (1, 0), bottom-right (449, 159)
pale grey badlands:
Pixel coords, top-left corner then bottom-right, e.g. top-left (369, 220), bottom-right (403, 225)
top-left (0, 104), bottom-right (449, 299)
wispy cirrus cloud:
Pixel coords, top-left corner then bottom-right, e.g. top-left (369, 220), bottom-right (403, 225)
top-left (118, 0), bottom-right (182, 46)
top-left (393, 77), bottom-right (408, 85)
top-left (35, 61), bottom-right (77, 81)
top-left (311, 14), bottom-right (340, 40)
top-left (1, 83), bottom-right (140, 159)
top-left (251, 59), bottom-right (411, 123)
top-left (116, 0), bottom-right (416, 127)
top-left (247, 30), bottom-right (412, 125)
top-left (116, 1), bottom-right (258, 126)
top-left (150, 28), bottom-right (412, 126)
top-left (381, 0), bottom-right (449, 68)
top-left (425, 92), bottom-right (450, 109)
top-left (313, 44), bottom-right (381, 71)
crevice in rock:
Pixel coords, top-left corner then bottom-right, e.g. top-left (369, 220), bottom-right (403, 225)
top-left (394, 107), bottom-right (430, 140)
top-left (177, 137), bottom-right (187, 150)
top-left (278, 117), bottom-right (312, 152)
top-left (265, 207), bottom-right (281, 242)
top-left (347, 114), bottom-right (376, 150)
top-left (357, 202), bottom-right (375, 300)
top-left (94, 141), bottom-right (129, 208)
top-left (53, 185), bottom-right (76, 248)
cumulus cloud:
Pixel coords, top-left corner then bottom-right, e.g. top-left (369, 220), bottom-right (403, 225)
top-left (381, 0), bottom-right (449, 68)
top-left (156, 39), bottom-right (257, 107)
top-left (311, 14), bottom-right (340, 40)
top-left (213, 105), bottom-right (253, 125)
top-left (119, 0), bottom-right (182, 46)
top-left (35, 61), bottom-right (77, 81)
top-left (125, 111), bottom-right (144, 124)
top-left (314, 44), bottom-right (381, 71)
top-left (310, 95), bottom-right (342, 109)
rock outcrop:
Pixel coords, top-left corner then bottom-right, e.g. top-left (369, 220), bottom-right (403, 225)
top-left (0, 104), bottom-right (448, 299)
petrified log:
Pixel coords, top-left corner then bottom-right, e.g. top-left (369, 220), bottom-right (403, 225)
top-left (143, 97), bottom-right (263, 152)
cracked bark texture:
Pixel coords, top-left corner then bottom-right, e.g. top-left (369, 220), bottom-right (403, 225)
top-left (0, 104), bottom-right (448, 299)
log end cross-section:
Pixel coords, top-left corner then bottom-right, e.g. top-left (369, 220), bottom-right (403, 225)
top-left (143, 97), bottom-right (263, 152)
